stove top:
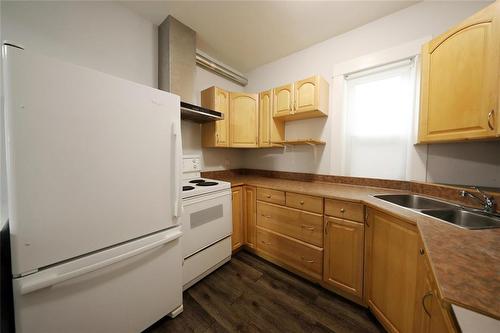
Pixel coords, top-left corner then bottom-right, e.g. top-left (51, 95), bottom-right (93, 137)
top-left (196, 181), bottom-right (218, 186)
top-left (189, 179), bottom-right (206, 184)
top-left (181, 177), bottom-right (230, 199)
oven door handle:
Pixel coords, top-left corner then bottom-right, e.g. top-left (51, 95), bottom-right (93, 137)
top-left (182, 190), bottom-right (231, 205)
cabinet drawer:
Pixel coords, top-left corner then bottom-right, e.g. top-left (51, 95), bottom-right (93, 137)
top-left (257, 201), bottom-right (323, 247)
top-left (286, 192), bottom-right (323, 214)
top-left (325, 199), bottom-right (364, 223)
top-left (257, 227), bottom-right (323, 280)
top-left (256, 188), bottom-right (285, 205)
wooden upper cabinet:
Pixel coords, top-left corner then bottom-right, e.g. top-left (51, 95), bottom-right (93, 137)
top-left (259, 90), bottom-right (271, 147)
top-left (273, 83), bottom-right (294, 117)
top-left (201, 87), bottom-right (230, 147)
top-left (365, 209), bottom-right (419, 333)
top-left (229, 92), bottom-right (259, 147)
top-left (273, 76), bottom-right (329, 121)
top-left (294, 75), bottom-right (329, 117)
top-left (259, 89), bottom-right (285, 147)
top-left (418, 2), bottom-right (500, 142)
top-left (323, 216), bottom-right (364, 300)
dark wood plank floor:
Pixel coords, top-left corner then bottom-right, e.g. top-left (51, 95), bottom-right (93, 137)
top-left (145, 251), bottom-right (384, 333)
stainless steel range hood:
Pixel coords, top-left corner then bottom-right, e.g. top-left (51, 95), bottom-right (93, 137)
top-left (158, 16), bottom-right (223, 122)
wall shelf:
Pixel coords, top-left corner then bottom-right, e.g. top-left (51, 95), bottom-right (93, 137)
top-left (272, 139), bottom-right (326, 146)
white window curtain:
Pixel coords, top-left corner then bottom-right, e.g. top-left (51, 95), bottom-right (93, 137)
top-left (343, 58), bottom-right (417, 180)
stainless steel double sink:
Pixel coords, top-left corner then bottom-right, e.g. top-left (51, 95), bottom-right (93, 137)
top-left (373, 194), bottom-right (500, 230)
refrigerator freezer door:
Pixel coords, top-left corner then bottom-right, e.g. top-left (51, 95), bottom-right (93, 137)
top-left (13, 227), bottom-right (183, 333)
top-left (3, 46), bottom-right (182, 275)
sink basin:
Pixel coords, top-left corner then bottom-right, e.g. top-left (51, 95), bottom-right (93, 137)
top-left (421, 209), bottom-right (500, 230)
top-left (374, 194), bottom-right (455, 210)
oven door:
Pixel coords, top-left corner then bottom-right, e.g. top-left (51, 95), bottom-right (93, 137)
top-left (181, 189), bottom-right (232, 258)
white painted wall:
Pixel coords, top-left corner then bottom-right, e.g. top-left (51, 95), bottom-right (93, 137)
top-left (242, 1), bottom-right (500, 187)
top-left (1, 1), bottom-right (244, 172)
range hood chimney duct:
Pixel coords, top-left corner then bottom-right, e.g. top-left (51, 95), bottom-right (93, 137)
top-left (158, 16), bottom-right (223, 122)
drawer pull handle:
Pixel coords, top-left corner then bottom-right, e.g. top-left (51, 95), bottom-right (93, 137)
top-left (300, 256), bottom-right (315, 263)
top-left (261, 240), bottom-right (271, 245)
top-left (340, 208), bottom-right (345, 213)
top-left (261, 214), bottom-right (271, 219)
top-left (299, 200), bottom-right (305, 205)
top-left (266, 194), bottom-right (272, 198)
top-left (488, 109), bottom-right (495, 130)
top-left (422, 292), bottom-right (433, 317)
top-left (301, 224), bottom-right (315, 231)
top-left (419, 248), bottom-right (425, 255)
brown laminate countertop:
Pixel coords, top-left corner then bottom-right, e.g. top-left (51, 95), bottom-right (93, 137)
top-left (216, 175), bottom-right (500, 320)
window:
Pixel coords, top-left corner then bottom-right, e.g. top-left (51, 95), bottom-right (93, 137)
top-left (343, 58), bottom-right (417, 180)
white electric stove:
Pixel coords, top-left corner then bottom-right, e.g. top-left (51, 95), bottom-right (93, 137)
top-left (180, 156), bottom-right (232, 289)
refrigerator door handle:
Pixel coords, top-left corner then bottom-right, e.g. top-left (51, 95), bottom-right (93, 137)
top-left (172, 121), bottom-right (182, 218)
top-left (18, 229), bottom-right (182, 295)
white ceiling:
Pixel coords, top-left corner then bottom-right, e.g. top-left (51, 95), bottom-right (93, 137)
top-left (122, 1), bottom-right (419, 73)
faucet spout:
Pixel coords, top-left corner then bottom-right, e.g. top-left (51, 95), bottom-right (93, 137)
top-left (460, 187), bottom-right (497, 214)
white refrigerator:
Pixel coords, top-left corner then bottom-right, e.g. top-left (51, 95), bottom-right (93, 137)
top-left (2, 44), bottom-right (183, 332)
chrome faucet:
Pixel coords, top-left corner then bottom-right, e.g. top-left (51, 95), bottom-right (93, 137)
top-left (459, 187), bottom-right (497, 214)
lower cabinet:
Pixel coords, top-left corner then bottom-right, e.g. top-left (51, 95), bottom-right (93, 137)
top-left (256, 227), bottom-right (323, 280)
top-left (231, 186), bottom-right (244, 251)
top-left (365, 208), bottom-right (419, 333)
top-left (323, 216), bottom-right (364, 301)
top-left (230, 187), bottom-right (458, 333)
top-left (243, 186), bottom-right (257, 248)
top-left (414, 238), bottom-right (458, 333)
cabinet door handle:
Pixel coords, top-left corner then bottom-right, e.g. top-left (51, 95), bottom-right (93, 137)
top-left (419, 248), bottom-right (425, 255)
top-left (299, 200), bottom-right (305, 205)
top-left (324, 220), bottom-right (329, 235)
top-left (488, 110), bottom-right (495, 130)
top-left (261, 214), bottom-right (271, 219)
top-left (422, 292), bottom-right (433, 317)
top-left (301, 224), bottom-right (315, 231)
top-left (216, 133), bottom-right (219, 144)
top-left (340, 208), bottom-right (345, 213)
top-left (300, 256), bottom-right (315, 263)
top-left (266, 194), bottom-right (272, 198)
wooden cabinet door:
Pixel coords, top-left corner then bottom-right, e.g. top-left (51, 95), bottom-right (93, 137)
top-left (294, 76), bottom-right (319, 113)
top-left (214, 88), bottom-right (230, 146)
top-left (365, 209), bottom-right (418, 333)
top-left (229, 92), bottom-right (258, 147)
top-left (273, 83), bottom-right (294, 118)
top-left (413, 241), bottom-right (432, 333)
top-left (259, 90), bottom-right (272, 147)
top-left (244, 186), bottom-right (257, 248)
top-left (323, 216), bottom-right (364, 299)
top-left (201, 87), bottom-right (230, 147)
top-left (418, 2), bottom-right (500, 142)
top-left (231, 186), bottom-right (244, 251)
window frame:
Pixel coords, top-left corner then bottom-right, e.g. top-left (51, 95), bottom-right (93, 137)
top-left (342, 57), bottom-right (417, 180)
top-left (329, 37), bottom-right (430, 181)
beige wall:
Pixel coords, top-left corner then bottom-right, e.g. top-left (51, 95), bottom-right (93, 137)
top-left (2, 1), bottom-right (499, 187)
top-left (1, 0), bottom-right (245, 173)
top-left (241, 1), bottom-right (500, 188)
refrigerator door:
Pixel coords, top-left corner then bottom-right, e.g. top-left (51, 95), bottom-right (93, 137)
top-left (3, 46), bottom-right (182, 276)
top-left (13, 227), bottom-right (183, 333)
